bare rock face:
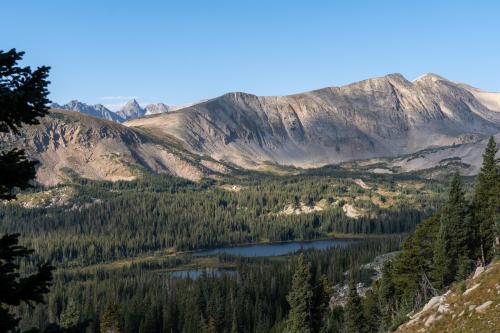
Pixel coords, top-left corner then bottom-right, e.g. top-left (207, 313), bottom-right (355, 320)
top-left (117, 99), bottom-right (146, 120)
top-left (125, 73), bottom-right (500, 169)
top-left (0, 110), bottom-right (228, 185)
top-left (375, 133), bottom-right (500, 176)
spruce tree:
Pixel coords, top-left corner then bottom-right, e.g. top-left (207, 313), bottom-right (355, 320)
top-left (472, 137), bottom-right (499, 265)
top-left (431, 222), bottom-right (451, 289)
top-left (363, 290), bottom-right (381, 333)
top-left (0, 49), bottom-right (54, 333)
top-left (0, 49), bottom-right (50, 200)
top-left (0, 234), bottom-right (53, 332)
top-left (100, 303), bottom-right (121, 333)
top-left (60, 301), bottom-right (80, 328)
top-left (344, 276), bottom-right (365, 333)
top-left (311, 274), bottom-right (331, 333)
top-left (434, 172), bottom-right (469, 282)
top-left (378, 262), bottom-right (396, 329)
top-left (286, 253), bottom-right (313, 333)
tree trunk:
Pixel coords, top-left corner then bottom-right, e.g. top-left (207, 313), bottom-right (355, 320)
top-left (480, 242), bottom-right (486, 267)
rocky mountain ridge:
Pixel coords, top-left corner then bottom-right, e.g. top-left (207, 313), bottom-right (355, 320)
top-left (126, 73), bottom-right (500, 169)
top-left (52, 100), bottom-right (123, 122)
top-left (53, 99), bottom-right (175, 122)
top-left (7, 73), bottom-right (500, 184)
top-left (0, 109), bottom-right (230, 185)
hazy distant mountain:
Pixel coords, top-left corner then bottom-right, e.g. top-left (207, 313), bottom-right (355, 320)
top-left (125, 73), bottom-right (500, 169)
top-left (116, 99), bottom-right (146, 120)
top-left (145, 103), bottom-right (170, 115)
top-left (56, 100), bottom-right (124, 122)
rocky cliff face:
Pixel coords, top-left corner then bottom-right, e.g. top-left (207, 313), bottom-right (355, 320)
top-left (125, 73), bottom-right (500, 169)
top-left (0, 109), bottom-right (230, 185)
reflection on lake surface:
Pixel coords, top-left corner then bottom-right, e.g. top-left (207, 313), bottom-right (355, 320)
top-left (194, 238), bottom-right (353, 257)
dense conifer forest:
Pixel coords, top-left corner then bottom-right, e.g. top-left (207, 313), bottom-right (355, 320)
top-left (0, 168), bottom-right (445, 267)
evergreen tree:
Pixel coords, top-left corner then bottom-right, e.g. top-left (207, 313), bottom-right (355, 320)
top-left (0, 49), bottom-right (54, 333)
top-left (363, 290), bottom-right (381, 333)
top-left (378, 262), bottom-right (396, 330)
top-left (472, 137), bottom-right (499, 265)
top-left (0, 49), bottom-right (50, 200)
top-left (100, 303), bottom-right (121, 333)
top-left (344, 275), bottom-right (365, 333)
top-left (286, 253), bottom-right (313, 333)
top-left (0, 234), bottom-right (54, 332)
top-left (311, 274), bottom-right (331, 333)
top-left (59, 301), bottom-right (80, 328)
top-left (433, 172), bottom-right (469, 282)
top-left (431, 222), bottom-right (451, 290)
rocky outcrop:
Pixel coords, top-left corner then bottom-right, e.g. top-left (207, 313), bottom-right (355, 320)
top-left (125, 73), bottom-right (500, 169)
top-left (396, 261), bottom-right (500, 332)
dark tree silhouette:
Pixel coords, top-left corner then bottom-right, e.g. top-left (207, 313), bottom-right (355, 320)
top-left (0, 48), bottom-right (50, 200)
top-left (0, 234), bottom-right (54, 332)
top-left (0, 49), bottom-right (54, 332)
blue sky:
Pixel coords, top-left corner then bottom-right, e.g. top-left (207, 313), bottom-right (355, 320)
top-left (2, 1), bottom-right (499, 109)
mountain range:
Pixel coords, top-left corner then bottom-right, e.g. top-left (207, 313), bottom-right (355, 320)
top-left (5, 73), bottom-right (500, 185)
top-left (52, 99), bottom-right (172, 122)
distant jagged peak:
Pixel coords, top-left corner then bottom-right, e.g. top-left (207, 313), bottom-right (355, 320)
top-left (384, 72), bottom-right (408, 81)
top-left (94, 103), bottom-right (110, 111)
top-left (217, 92), bottom-right (260, 103)
top-left (413, 72), bottom-right (448, 83)
top-left (65, 99), bottom-right (86, 108)
top-left (145, 103), bottom-right (170, 115)
top-left (117, 99), bottom-right (146, 119)
top-left (124, 98), bottom-right (141, 108)
top-left (336, 73), bottom-right (413, 91)
top-left (54, 100), bottom-right (122, 122)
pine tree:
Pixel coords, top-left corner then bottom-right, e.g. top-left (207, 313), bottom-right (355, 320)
top-left (0, 49), bottom-right (50, 200)
top-left (311, 274), bottom-right (331, 333)
top-left (378, 262), bottom-right (396, 330)
top-left (433, 172), bottom-right (469, 282)
top-left (60, 301), bottom-right (80, 328)
top-left (286, 253), bottom-right (314, 333)
top-left (472, 137), bottom-right (499, 265)
top-left (100, 303), bottom-right (121, 333)
top-left (0, 48), bottom-right (53, 332)
top-left (345, 275), bottom-right (365, 333)
top-left (0, 234), bottom-right (54, 332)
top-left (431, 222), bottom-right (451, 290)
top-left (363, 290), bottom-right (381, 333)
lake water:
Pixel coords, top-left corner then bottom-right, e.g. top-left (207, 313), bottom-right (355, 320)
top-left (194, 238), bottom-right (353, 257)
